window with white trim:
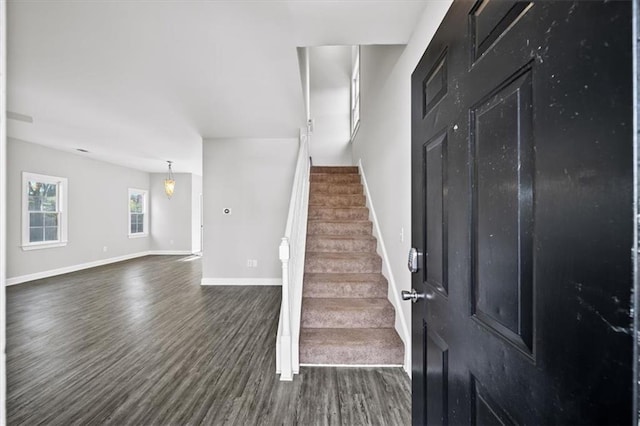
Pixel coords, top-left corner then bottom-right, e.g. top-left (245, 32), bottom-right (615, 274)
top-left (22, 172), bottom-right (68, 250)
top-left (128, 188), bottom-right (148, 237)
top-left (351, 46), bottom-right (361, 138)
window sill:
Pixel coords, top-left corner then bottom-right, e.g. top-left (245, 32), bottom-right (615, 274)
top-left (128, 233), bottom-right (148, 239)
top-left (22, 241), bottom-right (68, 251)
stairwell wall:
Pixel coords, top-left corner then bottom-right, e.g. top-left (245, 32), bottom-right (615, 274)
top-left (351, 1), bottom-right (452, 374)
top-left (308, 46), bottom-right (353, 166)
top-left (201, 138), bottom-right (298, 284)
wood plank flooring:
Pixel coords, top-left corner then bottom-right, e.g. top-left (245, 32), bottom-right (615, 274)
top-left (7, 256), bottom-right (411, 425)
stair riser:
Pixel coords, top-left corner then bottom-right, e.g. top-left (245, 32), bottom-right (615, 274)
top-left (299, 346), bottom-right (403, 365)
top-left (305, 256), bottom-right (381, 274)
top-left (310, 174), bottom-right (361, 184)
top-left (306, 237), bottom-right (376, 253)
top-left (311, 166), bottom-right (359, 174)
top-left (309, 194), bottom-right (366, 207)
top-left (308, 207), bottom-right (369, 221)
top-left (307, 222), bottom-right (372, 236)
top-left (302, 306), bottom-right (394, 328)
top-left (310, 183), bottom-right (363, 195)
top-left (303, 281), bottom-right (387, 298)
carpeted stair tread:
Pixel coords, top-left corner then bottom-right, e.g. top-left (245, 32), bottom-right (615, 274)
top-left (307, 219), bottom-right (371, 224)
top-left (304, 273), bottom-right (388, 298)
top-left (309, 193), bottom-right (366, 207)
top-left (305, 272), bottom-right (388, 284)
top-left (310, 173), bottom-right (362, 184)
top-left (311, 166), bottom-right (359, 174)
top-left (307, 220), bottom-right (372, 236)
top-left (310, 183), bottom-right (364, 194)
top-left (308, 206), bottom-right (369, 220)
top-left (299, 328), bottom-right (403, 365)
top-left (306, 252), bottom-right (380, 259)
top-left (301, 297), bottom-right (395, 328)
top-left (305, 252), bottom-right (382, 273)
top-left (306, 235), bottom-right (377, 253)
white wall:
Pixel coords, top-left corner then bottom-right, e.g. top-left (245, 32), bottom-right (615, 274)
top-left (192, 174), bottom-right (202, 254)
top-left (7, 139), bottom-right (151, 281)
top-left (360, 45), bottom-right (405, 117)
top-left (309, 45), bottom-right (352, 166)
top-left (149, 172), bottom-right (194, 254)
top-left (202, 138), bottom-right (297, 284)
top-left (0, 0), bottom-right (6, 418)
top-left (351, 2), bottom-right (452, 372)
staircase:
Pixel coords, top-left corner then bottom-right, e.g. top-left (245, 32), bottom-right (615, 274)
top-left (299, 166), bottom-right (404, 365)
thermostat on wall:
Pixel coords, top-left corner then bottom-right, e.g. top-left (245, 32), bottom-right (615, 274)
top-left (223, 208), bottom-right (232, 215)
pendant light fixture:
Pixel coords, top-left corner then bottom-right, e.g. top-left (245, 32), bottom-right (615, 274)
top-left (164, 161), bottom-right (175, 199)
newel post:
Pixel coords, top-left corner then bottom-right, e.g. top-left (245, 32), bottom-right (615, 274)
top-left (279, 237), bottom-right (293, 381)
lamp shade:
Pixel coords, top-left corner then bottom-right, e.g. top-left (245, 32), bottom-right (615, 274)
top-left (164, 178), bottom-right (175, 198)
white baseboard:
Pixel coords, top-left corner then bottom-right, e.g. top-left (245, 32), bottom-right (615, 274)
top-left (300, 363), bottom-right (403, 368)
top-left (201, 278), bottom-right (281, 286)
top-left (148, 250), bottom-right (194, 256)
top-left (358, 160), bottom-right (412, 376)
top-left (6, 251), bottom-right (151, 286)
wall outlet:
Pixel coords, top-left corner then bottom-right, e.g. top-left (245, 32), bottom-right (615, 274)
top-left (170, 239), bottom-right (174, 245)
top-left (246, 259), bottom-right (258, 267)
top-left (103, 246), bottom-right (108, 252)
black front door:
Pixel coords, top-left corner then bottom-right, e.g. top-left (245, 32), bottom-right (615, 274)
top-left (410, 1), bottom-right (633, 424)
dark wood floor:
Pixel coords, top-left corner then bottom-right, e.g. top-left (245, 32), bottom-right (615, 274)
top-left (7, 255), bottom-right (411, 425)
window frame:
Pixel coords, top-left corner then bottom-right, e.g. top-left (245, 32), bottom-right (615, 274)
top-left (350, 46), bottom-right (361, 139)
top-left (128, 188), bottom-right (148, 238)
top-left (21, 172), bottom-right (68, 251)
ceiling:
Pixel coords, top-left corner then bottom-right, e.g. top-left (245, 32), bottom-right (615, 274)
top-left (7, 0), bottom-right (430, 175)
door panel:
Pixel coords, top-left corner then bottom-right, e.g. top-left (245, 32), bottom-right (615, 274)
top-left (424, 131), bottom-right (448, 295)
top-left (469, 1), bottom-right (533, 63)
top-left (422, 50), bottom-right (448, 118)
top-left (471, 375), bottom-right (515, 426)
top-left (470, 64), bottom-right (534, 355)
top-left (411, 1), bottom-right (633, 425)
top-left (425, 330), bottom-right (448, 426)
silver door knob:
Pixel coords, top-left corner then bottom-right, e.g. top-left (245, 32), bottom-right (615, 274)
top-left (408, 247), bottom-right (422, 273)
top-left (402, 288), bottom-right (433, 303)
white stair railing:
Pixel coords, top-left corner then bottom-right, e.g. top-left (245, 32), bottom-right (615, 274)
top-left (276, 128), bottom-right (310, 381)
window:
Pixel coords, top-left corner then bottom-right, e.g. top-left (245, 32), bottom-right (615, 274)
top-left (128, 188), bottom-right (148, 237)
top-left (22, 172), bottom-right (68, 250)
top-left (351, 46), bottom-right (361, 138)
